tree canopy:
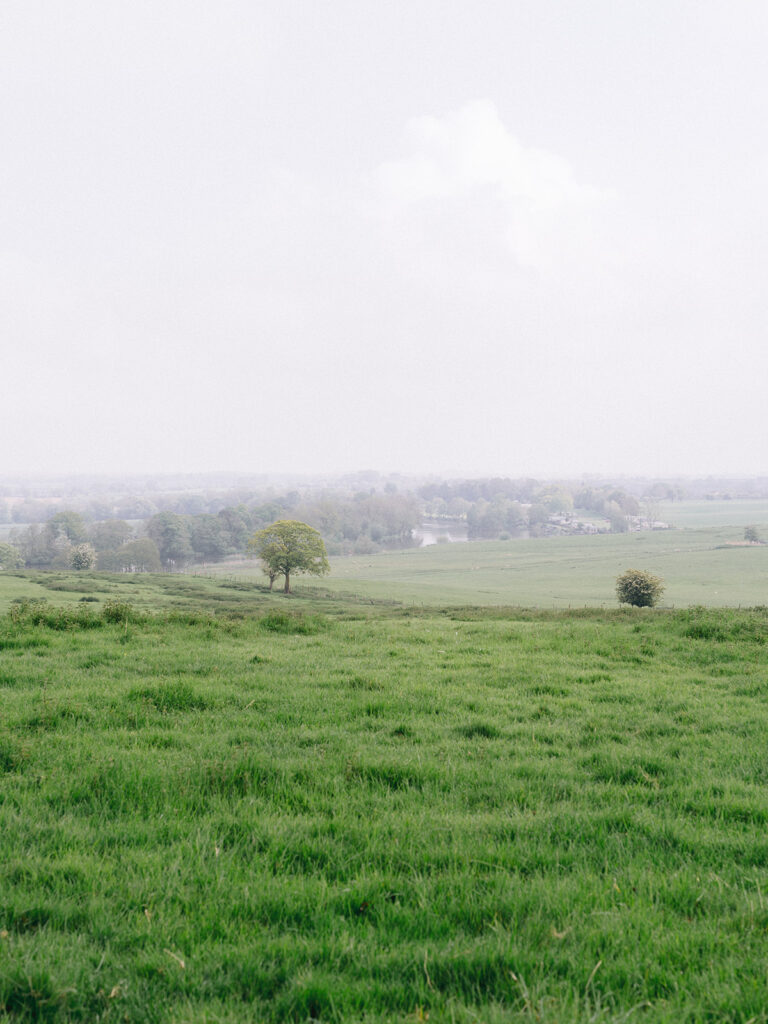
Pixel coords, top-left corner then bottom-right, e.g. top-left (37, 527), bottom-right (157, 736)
top-left (0, 542), bottom-right (23, 570)
top-left (247, 520), bottom-right (330, 593)
top-left (146, 512), bottom-right (194, 568)
top-left (70, 543), bottom-right (96, 570)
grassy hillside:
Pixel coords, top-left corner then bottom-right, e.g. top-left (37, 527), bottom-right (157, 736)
top-left (0, 570), bottom-right (353, 619)
top-left (2, 592), bottom-right (768, 1021)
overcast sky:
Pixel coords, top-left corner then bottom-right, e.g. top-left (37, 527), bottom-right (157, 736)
top-left (2, 1), bottom-right (767, 478)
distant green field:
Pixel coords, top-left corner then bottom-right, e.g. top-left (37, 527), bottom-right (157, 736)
top-left (216, 525), bottom-right (768, 609)
top-left (659, 498), bottom-right (768, 529)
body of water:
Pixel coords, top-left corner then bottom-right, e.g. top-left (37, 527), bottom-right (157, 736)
top-left (413, 519), bottom-right (469, 547)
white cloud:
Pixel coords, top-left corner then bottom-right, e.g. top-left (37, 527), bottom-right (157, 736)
top-left (373, 100), bottom-right (608, 273)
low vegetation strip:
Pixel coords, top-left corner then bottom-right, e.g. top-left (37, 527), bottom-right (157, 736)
top-left (2, 602), bottom-right (768, 1021)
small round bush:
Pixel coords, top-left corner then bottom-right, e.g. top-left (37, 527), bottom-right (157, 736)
top-left (70, 543), bottom-right (96, 570)
top-left (616, 568), bottom-right (665, 608)
top-left (101, 599), bottom-right (135, 624)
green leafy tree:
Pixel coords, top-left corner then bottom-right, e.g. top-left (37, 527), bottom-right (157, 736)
top-left (247, 520), bottom-right (329, 593)
top-left (147, 512), bottom-right (194, 568)
top-left (744, 525), bottom-right (760, 544)
top-left (46, 510), bottom-right (89, 545)
top-left (119, 538), bottom-right (162, 572)
top-left (616, 568), bottom-right (665, 608)
top-left (539, 487), bottom-right (573, 515)
top-left (12, 523), bottom-right (53, 567)
top-left (606, 501), bottom-right (629, 533)
top-left (0, 542), bottom-right (23, 570)
top-left (90, 520), bottom-right (134, 552)
top-left (97, 538), bottom-right (162, 573)
top-left (70, 543), bottom-right (97, 570)
top-left (525, 502), bottom-right (549, 538)
top-left (189, 515), bottom-right (227, 562)
top-left (217, 505), bottom-right (254, 553)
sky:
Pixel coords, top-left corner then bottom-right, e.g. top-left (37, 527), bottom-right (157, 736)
top-left (2, 0), bottom-right (767, 479)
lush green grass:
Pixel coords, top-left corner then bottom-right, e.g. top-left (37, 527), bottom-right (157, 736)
top-left (0, 571), bottom-right (361, 619)
top-left (214, 526), bottom-right (768, 608)
top-left (3, 593), bottom-right (768, 1021)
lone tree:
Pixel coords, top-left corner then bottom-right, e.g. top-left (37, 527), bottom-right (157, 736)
top-left (616, 568), bottom-right (665, 608)
top-left (247, 520), bottom-right (330, 594)
top-left (70, 543), bottom-right (97, 570)
top-left (745, 525), bottom-right (761, 544)
top-left (0, 542), bottom-right (23, 570)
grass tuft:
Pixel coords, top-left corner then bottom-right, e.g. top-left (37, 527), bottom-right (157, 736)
top-left (258, 610), bottom-right (327, 635)
top-left (0, 968), bottom-right (64, 1022)
top-left (129, 682), bottom-right (211, 713)
top-left (456, 721), bottom-right (502, 739)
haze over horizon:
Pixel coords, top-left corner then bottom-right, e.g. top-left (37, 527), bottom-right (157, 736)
top-left (3, 1), bottom-right (767, 480)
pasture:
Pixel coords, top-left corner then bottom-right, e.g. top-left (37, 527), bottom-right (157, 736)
top-left (0, 571), bottom-right (324, 619)
top-left (2, 582), bottom-right (768, 1021)
top-left (658, 498), bottom-right (768, 529)
top-left (216, 525), bottom-right (768, 609)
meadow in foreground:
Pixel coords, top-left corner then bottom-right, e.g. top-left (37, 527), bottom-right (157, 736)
top-left (2, 592), bottom-right (768, 1022)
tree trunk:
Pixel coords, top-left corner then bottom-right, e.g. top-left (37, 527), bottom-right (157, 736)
top-left (283, 570), bottom-right (291, 594)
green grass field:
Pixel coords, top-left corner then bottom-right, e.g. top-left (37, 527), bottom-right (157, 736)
top-left (658, 498), bottom-right (768, 529)
top-left (0, 570), bottom-right (342, 619)
top-left (2, 574), bottom-right (768, 1021)
top-left (210, 525), bottom-right (768, 609)
top-left (4, 524), bottom-right (768, 613)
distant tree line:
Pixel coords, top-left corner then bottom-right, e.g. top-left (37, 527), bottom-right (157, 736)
top-left (5, 471), bottom-right (768, 532)
top-left (290, 492), bottom-right (419, 555)
top-left (419, 477), bottom-right (542, 505)
top-left (0, 474), bottom-right (689, 571)
top-left (5, 503), bottom-right (293, 571)
top-left (2, 491), bottom-right (421, 570)
top-left (419, 479), bottom-right (644, 539)
top-left (0, 490), bottom-right (291, 525)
